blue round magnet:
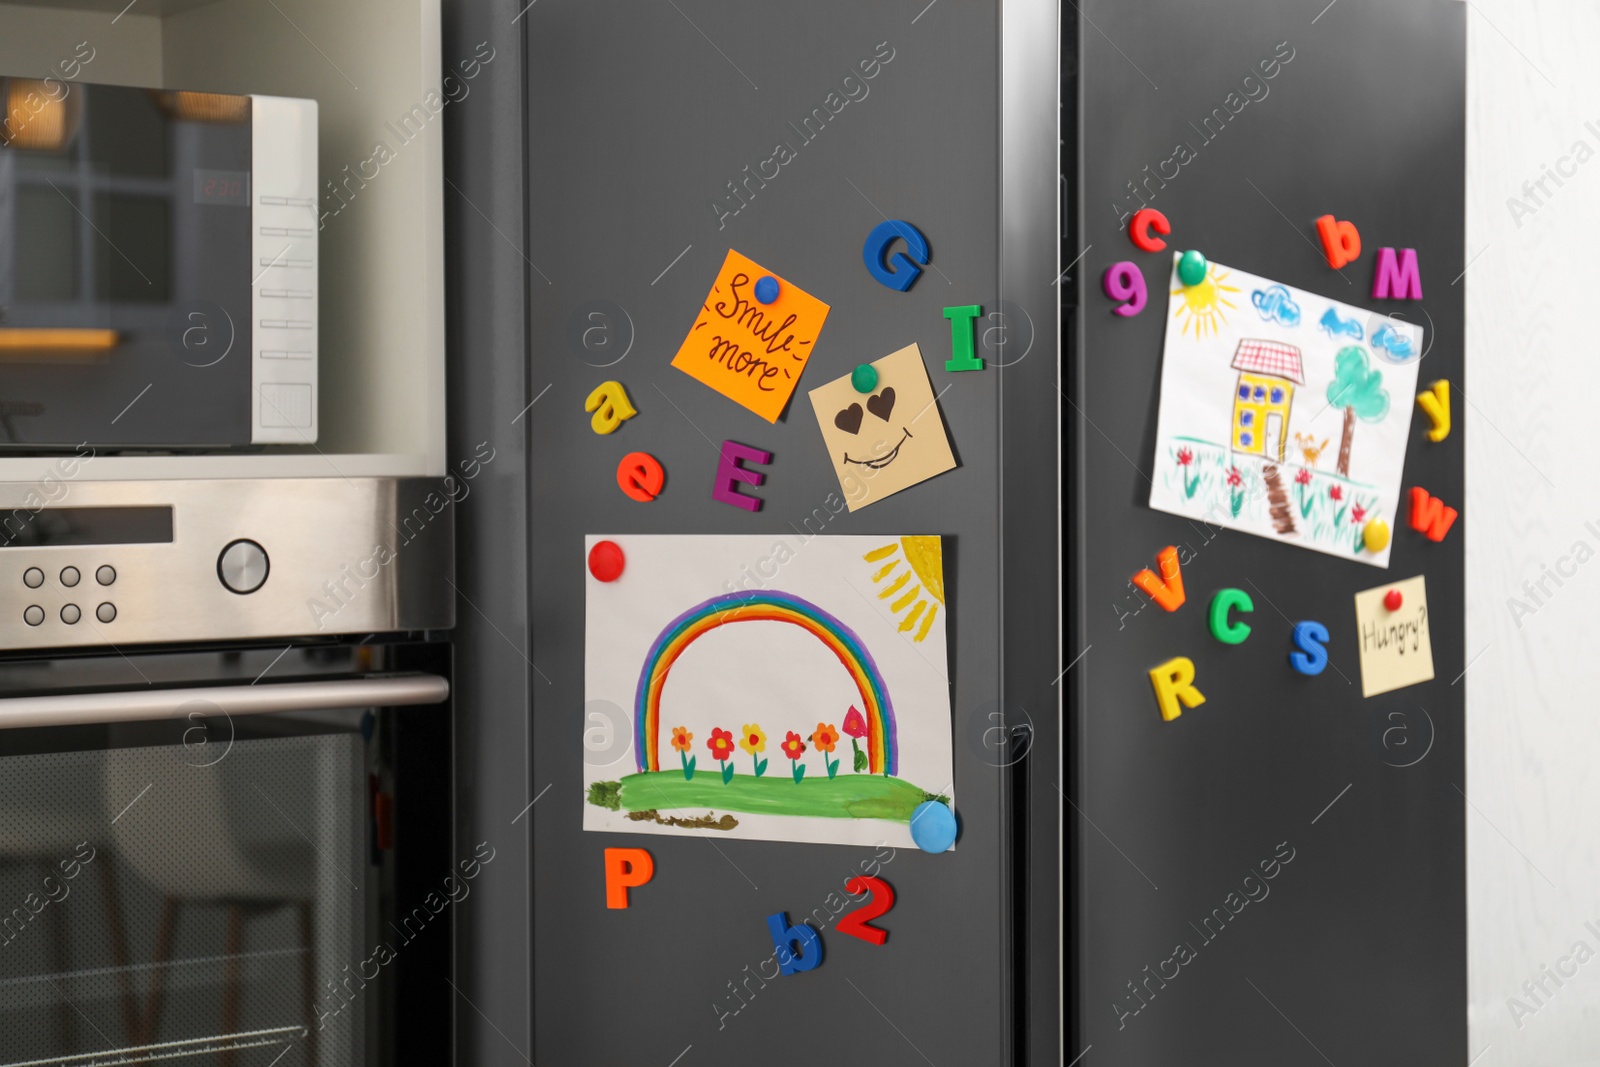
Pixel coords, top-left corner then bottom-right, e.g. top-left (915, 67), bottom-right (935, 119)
top-left (910, 800), bottom-right (957, 853)
top-left (754, 276), bottom-right (780, 304)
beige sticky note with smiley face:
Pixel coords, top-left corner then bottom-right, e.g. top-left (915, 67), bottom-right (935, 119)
top-left (808, 343), bottom-right (957, 511)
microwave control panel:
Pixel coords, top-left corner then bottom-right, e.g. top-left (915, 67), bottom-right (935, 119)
top-left (250, 95), bottom-right (320, 444)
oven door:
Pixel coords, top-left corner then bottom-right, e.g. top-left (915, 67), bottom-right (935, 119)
top-left (0, 646), bottom-right (452, 1066)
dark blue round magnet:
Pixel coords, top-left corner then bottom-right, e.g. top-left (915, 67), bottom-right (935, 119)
top-left (754, 276), bottom-right (780, 304)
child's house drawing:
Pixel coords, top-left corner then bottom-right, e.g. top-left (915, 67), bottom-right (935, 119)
top-left (1229, 339), bottom-right (1304, 463)
top-left (1150, 258), bottom-right (1424, 567)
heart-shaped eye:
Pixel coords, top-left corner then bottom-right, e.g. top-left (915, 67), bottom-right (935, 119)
top-left (834, 404), bottom-right (864, 435)
top-left (866, 387), bottom-right (896, 421)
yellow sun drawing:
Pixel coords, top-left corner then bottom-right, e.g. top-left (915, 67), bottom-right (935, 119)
top-left (863, 537), bottom-right (944, 642)
top-left (1172, 265), bottom-right (1240, 339)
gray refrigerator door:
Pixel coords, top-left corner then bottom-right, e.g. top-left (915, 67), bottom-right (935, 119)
top-left (512, 1), bottom-right (1057, 1064)
top-left (1068, 1), bottom-right (1466, 1062)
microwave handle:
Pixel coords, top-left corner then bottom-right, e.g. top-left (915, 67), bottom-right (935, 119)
top-left (0, 674), bottom-right (449, 730)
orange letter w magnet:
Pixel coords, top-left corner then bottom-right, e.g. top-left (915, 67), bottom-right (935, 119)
top-left (1131, 546), bottom-right (1185, 612)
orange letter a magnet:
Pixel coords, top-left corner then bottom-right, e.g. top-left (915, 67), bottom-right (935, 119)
top-left (1131, 546), bottom-right (1186, 612)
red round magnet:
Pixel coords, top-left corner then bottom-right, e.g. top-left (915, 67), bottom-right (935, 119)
top-left (588, 540), bottom-right (626, 582)
top-left (1383, 588), bottom-right (1403, 611)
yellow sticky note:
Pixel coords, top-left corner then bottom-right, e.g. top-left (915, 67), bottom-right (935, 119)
top-left (1354, 574), bottom-right (1434, 697)
top-left (670, 249), bottom-right (830, 423)
top-left (808, 343), bottom-right (957, 511)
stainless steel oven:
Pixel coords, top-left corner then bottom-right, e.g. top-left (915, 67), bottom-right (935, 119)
top-left (0, 640), bottom-right (453, 1066)
top-left (0, 479), bottom-right (455, 652)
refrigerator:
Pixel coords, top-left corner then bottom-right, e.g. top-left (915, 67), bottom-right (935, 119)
top-left (1066, 1), bottom-right (1466, 1063)
top-left (447, 0), bottom-right (1060, 1062)
top-left (441, 0), bottom-right (1461, 1063)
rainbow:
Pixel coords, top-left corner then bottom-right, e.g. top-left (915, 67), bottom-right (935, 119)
top-left (634, 590), bottom-right (897, 775)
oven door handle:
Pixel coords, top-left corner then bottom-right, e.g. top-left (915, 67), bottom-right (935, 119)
top-left (0, 674), bottom-right (450, 730)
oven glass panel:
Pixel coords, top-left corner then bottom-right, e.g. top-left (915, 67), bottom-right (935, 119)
top-left (0, 710), bottom-right (403, 1066)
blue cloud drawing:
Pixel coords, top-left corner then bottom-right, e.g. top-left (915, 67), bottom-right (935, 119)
top-left (1251, 285), bottom-right (1301, 327)
top-left (1318, 306), bottom-right (1363, 340)
top-left (1370, 322), bottom-right (1415, 359)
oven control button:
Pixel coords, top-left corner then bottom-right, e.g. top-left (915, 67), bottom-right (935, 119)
top-left (96, 603), bottom-right (116, 624)
top-left (96, 566), bottom-right (116, 586)
top-left (23, 567), bottom-right (43, 589)
top-left (60, 567), bottom-right (79, 587)
top-left (61, 604), bottom-right (80, 625)
top-left (218, 540), bottom-right (269, 595)
top-left (23, 605), bottom-right (43, 626)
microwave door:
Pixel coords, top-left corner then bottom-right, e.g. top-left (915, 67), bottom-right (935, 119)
top-left (0, 674), bottom-right (449, 1067)
top-left (0, 81), bottom-right (317, 450)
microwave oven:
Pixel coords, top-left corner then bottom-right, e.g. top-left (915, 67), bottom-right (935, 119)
top-left (0, 78), bottom-right (317, 450)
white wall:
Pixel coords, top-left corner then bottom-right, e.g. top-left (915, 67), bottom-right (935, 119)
top-left (0, 3), bottom-right (162, 86)
top-left (1468, 3), bottom-right (1600, 1063)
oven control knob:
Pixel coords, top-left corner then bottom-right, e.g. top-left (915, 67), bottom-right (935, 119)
top-left (218, 539), bottom-right (270, 595)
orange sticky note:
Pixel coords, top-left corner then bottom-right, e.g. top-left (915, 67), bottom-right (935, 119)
top-left (670, 249), bottom-right (830, 423)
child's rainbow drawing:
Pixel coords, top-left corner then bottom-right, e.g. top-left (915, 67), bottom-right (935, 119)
top-left (633, 590), bottom-right (898, 776)
top-left (583, 535), bottom-right (953, 848)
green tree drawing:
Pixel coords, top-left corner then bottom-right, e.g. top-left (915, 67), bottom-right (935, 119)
top-left (1326, 346), bottom-right (1389, 477)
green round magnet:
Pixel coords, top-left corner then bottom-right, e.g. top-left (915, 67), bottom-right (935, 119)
top-left (851, 364), bottom-right (879, 394)
top-left (1177, 249), bottom-right (1208, 287)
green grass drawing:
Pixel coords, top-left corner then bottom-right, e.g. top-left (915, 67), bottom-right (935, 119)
top-left (594, 771), bottom-right (939, 822)
top-left (1159, 437), bottom-right (1382, 555)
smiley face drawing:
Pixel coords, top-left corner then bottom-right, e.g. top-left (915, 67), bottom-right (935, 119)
top-left (836, 387), bottom-right (908, 468)
top-left (809, 343), bottom-right (957, 511)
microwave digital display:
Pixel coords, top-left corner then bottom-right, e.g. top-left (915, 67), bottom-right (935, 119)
top-left (193, 167), bottom-right (248, 206)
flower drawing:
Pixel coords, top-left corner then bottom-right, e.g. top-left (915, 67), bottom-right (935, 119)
top-left (782, 731), bottom-right (807, 783)
top-left (708, 727), bottom-right (736, 784)
top-left (811, 722), bottom-right (841, 779)
top-left (671, 726), bottom-right (696, 781)
top-left (1328, 484), bottom-right (1347, 528)
top-left (740, 723), bottom-right (768, 778)
top-left (1226, 465), bottom-right (1245, 517)
top-left (842, 706), bottom-right (868, 773)
top-left (1175, 446), bottom-right (1200, 499)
